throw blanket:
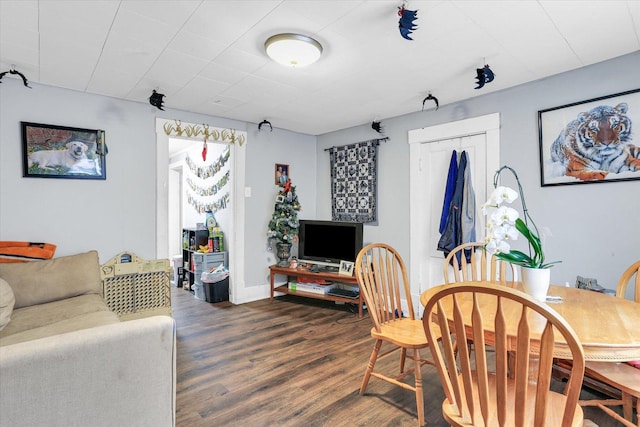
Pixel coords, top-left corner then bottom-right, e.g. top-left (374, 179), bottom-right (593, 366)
top-left (0, 241), bottom-right (57, 263)
top-left (330, 139), bottom-right (379, 223)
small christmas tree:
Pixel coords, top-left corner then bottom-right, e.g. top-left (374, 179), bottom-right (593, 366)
top-left (267, 179), bottom-right (301, 244)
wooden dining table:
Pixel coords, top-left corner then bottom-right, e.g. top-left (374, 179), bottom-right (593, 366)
top-left (420, 282), bottom-right (640, 362)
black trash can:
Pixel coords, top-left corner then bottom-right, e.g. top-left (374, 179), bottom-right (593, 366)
top-left (203, 277), bottom-right (229, 303)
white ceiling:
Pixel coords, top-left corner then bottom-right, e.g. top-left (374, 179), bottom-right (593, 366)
top-left (1, 1), bottom-right (639, 136)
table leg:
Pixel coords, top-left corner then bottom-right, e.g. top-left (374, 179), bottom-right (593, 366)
top-left (270, 271), bottom-right (274, 301)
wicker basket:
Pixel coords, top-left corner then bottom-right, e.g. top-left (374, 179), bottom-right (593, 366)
top-left (101, 252), bottom-right (172, 320)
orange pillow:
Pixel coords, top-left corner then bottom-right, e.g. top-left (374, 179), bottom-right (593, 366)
top-left (0, 241), bottom-right (56, 263)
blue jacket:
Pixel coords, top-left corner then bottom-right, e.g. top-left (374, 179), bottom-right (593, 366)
top-left (438, 151), bottom-right (470, 265)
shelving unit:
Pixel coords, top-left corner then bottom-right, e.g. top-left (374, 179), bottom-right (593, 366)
top-left (181, 228), bottom-right (228, 291)
top-left (181, 228), bottom-right (208, 289)
top-left (269, 265), bottom-right (363, 317)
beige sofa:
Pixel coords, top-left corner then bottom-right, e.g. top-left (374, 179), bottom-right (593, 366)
top-left (0, 251), bottom-right (176, 427)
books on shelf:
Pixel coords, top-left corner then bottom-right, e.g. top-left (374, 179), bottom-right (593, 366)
top-left (288, 279), bottom-right (335, 295)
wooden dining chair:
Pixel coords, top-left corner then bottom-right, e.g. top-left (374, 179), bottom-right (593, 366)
top-left (443, 242), bottom-right (516, 286)
top-left (616, 260), bottom-right (640, 303)
top-left (579, 260), bottom-right (640, 427)
top-left (355, 243), bottom-right (438, 427)
top-left (444, 242), bottom-right (517, 360)
top-left (422, 282), bottom-right (586, 427)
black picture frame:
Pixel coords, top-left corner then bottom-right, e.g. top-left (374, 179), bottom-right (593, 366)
top-left (538, 88), bottom-right (640, 187)
top-left (22, 122), bottom-right (106, 180)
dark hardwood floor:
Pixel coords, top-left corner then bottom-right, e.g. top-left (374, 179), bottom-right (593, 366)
top-left (172, 286), bottom-right (627, 426)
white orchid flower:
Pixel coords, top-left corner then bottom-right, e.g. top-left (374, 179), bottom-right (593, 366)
top-left (502, 224), bottom-right (519, 240)
top-left (485, 217), bottom-right (496, 230)
top-left (492, 224), bottom-right (519, 241)
top-left (482, 172), bottom-right (559, 269)
top-left (480, 202), bottom-right (495, 215)
top-left (495, 240), bottom-right (511, 253)
top-left (490, 206), bottom-right (519, 226)
top-left (485, 239), bottom-right (498, 254)
top-left (489, 186), bottom-right (519, 205)
top-left (485, 239), bottom-right (511, 254)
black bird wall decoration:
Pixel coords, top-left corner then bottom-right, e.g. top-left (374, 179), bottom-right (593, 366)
top-left (371, 121), bottom-right (384, 134)
top-left (474, 64), bottom-right (495, 89)
top-left (149, 90), bottom-right (165, 110)
top-left (0, 67), bottom-right (31, 88)
top-left (422, 93), bottom-right (439, 111)
top-left (258, 119), bottom-right (273, 132)
top-left (398, 6), bottom-right (418, 40)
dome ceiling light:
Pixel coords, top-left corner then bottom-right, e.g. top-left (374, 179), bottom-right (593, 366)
top-left (264, 33), bottom-right (323, 67)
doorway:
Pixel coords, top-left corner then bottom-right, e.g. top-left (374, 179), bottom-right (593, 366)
top-left (408, 113), bottom-right (500, 312)
top-left (155, 119), bottom-right (246, 304)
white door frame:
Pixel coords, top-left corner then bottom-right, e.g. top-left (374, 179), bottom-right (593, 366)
top-left (155, 118), bottom-right (246, 304)
top-left (408, 113), bottom-right (500, 310)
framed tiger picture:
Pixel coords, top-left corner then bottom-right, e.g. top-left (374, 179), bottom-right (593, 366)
top-left (538, 88), bottom-right (640, 187)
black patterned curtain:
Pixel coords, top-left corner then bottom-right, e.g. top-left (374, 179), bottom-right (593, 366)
top-left (329, 139), bottom-right (379, 223)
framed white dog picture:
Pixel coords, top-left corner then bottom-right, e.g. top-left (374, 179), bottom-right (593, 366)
top-left (22, 122), bottom-right (107, 180)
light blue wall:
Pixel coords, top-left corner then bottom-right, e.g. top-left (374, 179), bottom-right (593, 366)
top-left (244, 125), bottom-right (316, 291)
top-left (0, 79), bottom-right (317, 297)
top-left (317, 51), bottom-right (640, 290)
top-left (1, 52), bottom-right (638, 297)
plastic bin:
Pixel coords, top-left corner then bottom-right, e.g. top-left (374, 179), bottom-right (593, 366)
top-left (171, 255), bottom-right (182, 286)
top-left (192, 283), bottom-right (206, 301)
top-left (203, 277), bottom-right (229, 303)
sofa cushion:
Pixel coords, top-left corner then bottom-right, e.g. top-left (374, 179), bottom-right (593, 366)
top-left (0, 251), bottom-right (102, 309)
top-left (0, 278), bottom-right (15, 331)
top-left (0, 294), bottom-right (119, 346)
top-left (0, 293), bottom-right (115, 338)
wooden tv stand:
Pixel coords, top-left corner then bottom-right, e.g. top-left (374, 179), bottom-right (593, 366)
top-left (269, 265), bottom-right (364, 317)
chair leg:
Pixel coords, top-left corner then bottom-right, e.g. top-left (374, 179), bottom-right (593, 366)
top-left (360, 340), bottom-right (382, 395)
top-left (413, 348), bottom-right (425, 427)
top-left (400, 348), bottom-right (407, 373)
top-left (620, 392), bottom-right (639, 427)
top-left (622, 392), bottom-right (633, 423)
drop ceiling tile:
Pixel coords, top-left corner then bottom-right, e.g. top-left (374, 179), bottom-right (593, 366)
top-left (0, 42), bottom-right (39, 72)
top-left (326, 1), bottom-right (401, 41)
top-left (86, 67), bottom-right (144, 99)
top-left (169, 76), bottom-right (230, 108)
top-left (109, 7), bottom-right (179, 48)
top-left (144, 48), bottom-right (209, 88)
top-left (213, 47), bottom-right (269, 75)
top-left (182, 1), bottom-right (280, 44)
top-left (98, 31), bottom-right (163, 72)
top-left (206, 95), bottom-right (247, 110)
top-left (0, 1), bottom-right (38, 32)
top-left (540, 1), bottom-right (640, 65)
top-left (0, 0), bottom-right (636, 136)
top-left (38, 1), bottom-right (118, 43)
top-left (120, 0), bottom-right (200, 25)
top-left (281, 0), bottom-right (363, 29)
top-left (629, 1), bottom-right (640, 41)
top-left (452, 1), bottom-right (582, 76)
top-left (199, 62), bottom-right (249, 86)
top-left (220, 74), bottom-right (298, 105)
top-left (167, 30), bottom-right (227, 61)
top-left (37, 52), bottom-right (95, 91)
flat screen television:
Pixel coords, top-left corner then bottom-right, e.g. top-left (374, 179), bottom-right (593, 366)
top-left (298, 220), bottom-right (364, 269)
